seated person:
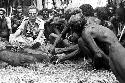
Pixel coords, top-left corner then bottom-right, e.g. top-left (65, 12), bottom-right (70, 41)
top-left (11, 6), bottom-right (25, 33)
top-left (9, 6), bottom-right (45, 47)
top-left (45, 17), bottom-right (66, 43)
top-left (0, 8), bottom-right (12, 41)
top-left (50, 13), bottom-right (88, 63)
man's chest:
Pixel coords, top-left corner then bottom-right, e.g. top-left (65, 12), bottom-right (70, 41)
top-left (26, 21), bottom-right (40, 32)
top-left (23, 21), bottom-right (41, 38)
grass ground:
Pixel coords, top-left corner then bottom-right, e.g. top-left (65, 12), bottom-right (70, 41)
top-left (0, 59), bottom-right (119, 83)
top-left (0, 42), bottom-right (119, 83)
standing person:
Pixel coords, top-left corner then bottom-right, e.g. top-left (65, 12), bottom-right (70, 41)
top-left (9, 5), bottom-right (45, 47)
top-left (0, 8), bottom-right (12, 41)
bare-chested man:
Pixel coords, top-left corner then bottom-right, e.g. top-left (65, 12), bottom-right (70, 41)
top-left (83, 24), bottom-right (125, 83)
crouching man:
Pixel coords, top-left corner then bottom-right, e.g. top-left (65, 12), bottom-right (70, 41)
top-left (83, 24), bottom-right (125, 83)
top-left (9, 6), bottom-right (45, 47)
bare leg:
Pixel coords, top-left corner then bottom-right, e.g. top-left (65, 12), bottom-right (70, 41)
top-left (78, 37), bottom-right (93, 60)
top-left (55, 44), bottom-right (78, 54)
top-left (58, 48), bottom-right (80, 62)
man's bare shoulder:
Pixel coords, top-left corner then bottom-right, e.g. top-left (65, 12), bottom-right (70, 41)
top-left (85, 24), bottom-right (114, 35)
top-left (85, 24), bottom-right (116, 37)
top-left (86, 24), bottom-right (110, 30)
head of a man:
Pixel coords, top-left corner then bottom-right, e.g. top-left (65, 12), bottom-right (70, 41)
top-left (107, 4), bottom-right (116, 15)
top-left (0, 8), bottom-right (6, 20)
top-left (108, 7), bottom-right (113, 13)
top-left (17, 6), bottom-right (23, 17)
top-left (28, 6), bottom-right (38, 20)
top-left (64, 7), bottom-right (82, 21)
top-left (68, 13), bottom-right (86, 30)
top-left (38, 8), bottom-right (49, 19)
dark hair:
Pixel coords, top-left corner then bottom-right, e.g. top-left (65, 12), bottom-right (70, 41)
top-left (28, 5), bottom-right (38, 12)
top-left (94, 7), bottom-right (109, 21)
top-left (68, 13), bottom-right (86, 29)
top-left (68, 13), bottom-right (86, 37)
top-left (79, 4), bottom-right (94, 16)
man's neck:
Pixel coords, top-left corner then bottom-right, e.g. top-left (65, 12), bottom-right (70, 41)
top-left (29, 19), bottom-right (36, 24)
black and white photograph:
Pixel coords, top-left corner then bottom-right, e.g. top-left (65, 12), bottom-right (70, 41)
top-left (0, 0), bottom-right (124, 83)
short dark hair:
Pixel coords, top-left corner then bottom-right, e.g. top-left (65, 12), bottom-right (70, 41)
top-left (28, 5), bottom-right (38, 12)
top-left (94, 7), bottom-right (109, 21)
top-left (68, 13), bottom-right (86, 28)
top-left (79, 4), bottom-right (94, 16)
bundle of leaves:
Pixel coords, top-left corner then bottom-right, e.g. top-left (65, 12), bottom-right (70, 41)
top-left (79, 4), bottom-right (94, 16)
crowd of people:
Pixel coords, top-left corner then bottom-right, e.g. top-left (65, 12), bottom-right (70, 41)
top-left (0, 2), bottom-right (125, 83)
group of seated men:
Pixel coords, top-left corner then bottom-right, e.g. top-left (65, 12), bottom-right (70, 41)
top-left (0, 3), bottom-right (125, 83)
top-left (0, 6), bottom-right (49, 47)
top-left (0, 3), bottom-right (123, 63)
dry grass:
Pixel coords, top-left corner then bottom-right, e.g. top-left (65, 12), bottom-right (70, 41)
top-left (0, 42), bottom-right (119, 83)
top-left (0, 59), bottom-right (119, 83)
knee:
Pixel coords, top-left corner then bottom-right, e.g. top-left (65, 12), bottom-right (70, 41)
top-left (81, 29), bottom-right (88, 40)
top-left (49, 33), bottom-right (59, 44)
top-left (78, 37), bottom-right (86, 49)
top-left (78, 37), bottom-right (83, 45)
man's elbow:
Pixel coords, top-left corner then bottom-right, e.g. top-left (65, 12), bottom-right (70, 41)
top-left (82, 28), bottom-right (91, 38)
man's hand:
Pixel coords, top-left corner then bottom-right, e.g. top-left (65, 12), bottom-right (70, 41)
top-left (95, 50), bottom-right (107, 58)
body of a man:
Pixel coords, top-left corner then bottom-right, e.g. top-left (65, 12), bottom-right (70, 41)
top-left (10, 6), bottom-right (45, 47)
top-left (83, 24), bottom-right (125, 83)
top-left (11, 6), bottom-right (25, 33)
top-left (0, 8), bottom-right (12, 41)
